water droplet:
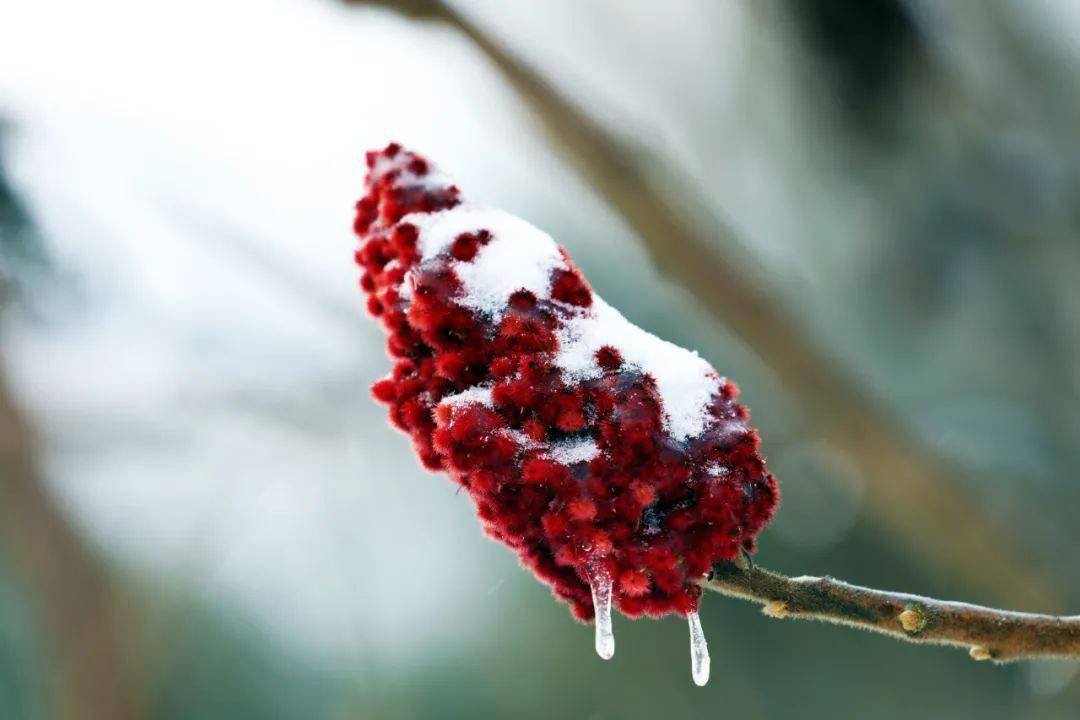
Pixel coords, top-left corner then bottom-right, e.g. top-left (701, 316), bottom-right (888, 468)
top-left (589, 568), bottom-right (615, 660)
top-left (688, 611), bottom-right (710, 686)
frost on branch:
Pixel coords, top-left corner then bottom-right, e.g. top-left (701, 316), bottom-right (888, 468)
top-left (354, 144), bottom-right (779, 640)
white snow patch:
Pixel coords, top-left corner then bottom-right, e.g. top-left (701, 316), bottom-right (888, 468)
top-left (502, 429), bottom-right (540, 451)
top-left (369, 153), bottom-right (453, 193)
top-left (556, 297), bottom-right (719, 441)
top-left (400, 205), bottom-right (721, 441)
top-left (440, 384), bottom-right (493, 408)
top-left (546, 436), bottom-right (600, 466)
top-left (402, 205), bottom-right (567, 317)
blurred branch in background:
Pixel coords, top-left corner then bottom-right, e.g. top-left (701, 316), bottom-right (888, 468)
top-left (345, 0), bottom-right (1059, 610)
top-left (0, 148), bottom-right (140, 720)
top-left (706, 558), bottom-right (1080, 663)
top-left (0, 363), bottom-right (141, 720)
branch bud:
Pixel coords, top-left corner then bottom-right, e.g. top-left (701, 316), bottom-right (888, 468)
top-left (763, 600), bottom-right (789, 618)
top-left (898, 604), bottom-right (927, 634)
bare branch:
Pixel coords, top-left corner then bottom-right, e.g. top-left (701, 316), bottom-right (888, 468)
top-left (0, 364), bottom-right (142, 719)
top-left (705, 560), bottom-right (1080, 663)
top-left (346, 0), bottom-right (1060, 611)
top-left (0, 166), bottom-right (141, 717)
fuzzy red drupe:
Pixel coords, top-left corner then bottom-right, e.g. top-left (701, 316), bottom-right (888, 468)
top-left (354, 144), bottom-right (779, 622)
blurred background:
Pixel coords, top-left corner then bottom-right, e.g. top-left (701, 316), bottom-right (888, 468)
top-left (1, 0), bottom-right (1079, 718)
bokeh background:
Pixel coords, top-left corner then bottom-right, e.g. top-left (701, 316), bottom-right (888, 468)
top-left (2, 1), bottom-right (1079, 718)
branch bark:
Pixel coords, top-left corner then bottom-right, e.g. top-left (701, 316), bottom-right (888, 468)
top-left (347, 0), bottom-right (1061, 612)
top-left (0, 164), bottom-right (140, 717)
top-left (0, 358), bottom-right (141, 719)
top-left (705, 559), bottom-right (1080, 663)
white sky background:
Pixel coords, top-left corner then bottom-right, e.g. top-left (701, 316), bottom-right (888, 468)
top-left (0, 0), bottom-right (745, 666)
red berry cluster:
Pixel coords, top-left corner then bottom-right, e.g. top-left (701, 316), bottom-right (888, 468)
top-left (355, 144), bottom-right (779, 621)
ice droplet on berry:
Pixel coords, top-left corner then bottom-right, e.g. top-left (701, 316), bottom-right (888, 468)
top-left (688, 611), bottom-right (710, 686)
top-left (589, 568), bottom-right (615, 660)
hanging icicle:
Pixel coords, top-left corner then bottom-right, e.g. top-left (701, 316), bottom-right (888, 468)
top-left (688, 611), bottom-right (710, 686)
top-left (589, 568), bottom-right (615, 660)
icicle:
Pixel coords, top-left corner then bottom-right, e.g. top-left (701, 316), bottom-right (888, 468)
top-left (589, 568), bottom-right (615, 660)
top-left (687, 611), bottom-right (710, 686)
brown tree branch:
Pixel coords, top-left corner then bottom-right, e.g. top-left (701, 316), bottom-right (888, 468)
top-left (346, 0), bottom-right (1061, 612)
top-left (0, 168), bottom-right (141, 718)
top-left (0, 360), bottom-right (141, 719)
top-left (705, 559), bottom-right (1080, 663)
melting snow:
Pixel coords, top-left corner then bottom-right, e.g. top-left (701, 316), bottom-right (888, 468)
top-left (687, 610), bottom-right (711, 686)
top-left (404, 205), bottom-right (567, 318)
top-left (404, 204), bottom-right (720, 442)
top-left (440, 384), bottom-right (494, 408)
top-left (546, 437), bottom-right (600, 466)
top-left (555, 298), bottom-right (719, 441)
top-left (588, 565), bottom-right (615, 660)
